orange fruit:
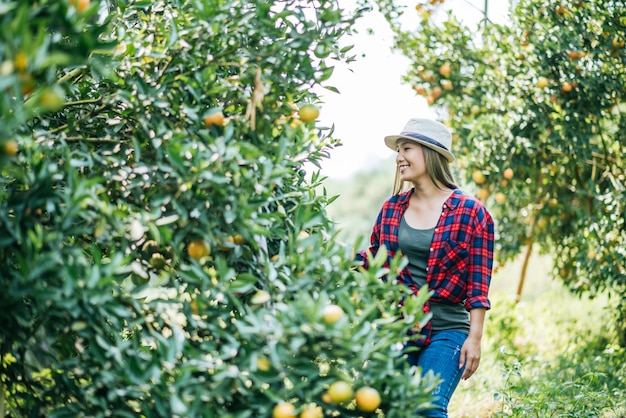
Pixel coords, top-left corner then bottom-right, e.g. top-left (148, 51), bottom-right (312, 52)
top-left (537, 76), bottom-right (548, 88)
top-left (204, 111), bottom-right (225, 128)
top-left (298, 104), bottom-right (319, 123)
top-left (476, 188), bottom-right (489, 201)
top-left (39, 87), bottom-right (66, 111)
top-left (14, 52), bottom-right (28, 73)
top-left (495, 192), bottom-right (507, 204)
top-left (232, 234), bottom-right (245, 245)
top-left (257, 357), bottom-right (271, 372)
top-left (355, 386), bottom-right (381, 412)
top-left (72, 0), bottom-right (90, 13)
top-left (299, 404), bottom-right (323, 418)
top-left (438, 62), bottom-right (451, 77)
top-left (327, 381), bottom-right (353, 404)
top-left (440, 79), bottom-right (453, 90)
top-left (413, 84), bottom-right (427, 96)
top-left (321, 304), bottom-right (344, 325)
top-left (503, 168), bottom-right (514, 179)
top-left (4, 140), bottom-right (19, 156)
top-left (273, 402), bottom-right (296, 418)
top-left (561, 82), bottom-right (573, 93)
top-left (187, 240), bottom-right (210, 260)
top-left (612, 36), bottom-right (625, 49)
top-left (472, 170), bottom-right (486, 184)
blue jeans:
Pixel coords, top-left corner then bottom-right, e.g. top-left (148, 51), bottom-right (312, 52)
top-left (404, 330), bottom-right (468, 417)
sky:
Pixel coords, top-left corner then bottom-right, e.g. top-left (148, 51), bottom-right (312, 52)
top-left (311, 0), bottom-right (510, 180)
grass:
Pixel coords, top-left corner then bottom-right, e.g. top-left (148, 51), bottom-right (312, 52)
top-left (448, 250), bottom-right (626, 417)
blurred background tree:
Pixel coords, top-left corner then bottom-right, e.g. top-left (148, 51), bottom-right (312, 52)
top-left (0, 0), bottom-right (439, 416)
top-left (374, 0), bottom-right (626, 345)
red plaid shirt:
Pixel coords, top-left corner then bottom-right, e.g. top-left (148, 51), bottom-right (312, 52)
top-left (357, 189), bottom-right (495, 346)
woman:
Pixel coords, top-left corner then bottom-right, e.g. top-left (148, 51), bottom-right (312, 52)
top-left (357, 118), bottom-right (495, 417)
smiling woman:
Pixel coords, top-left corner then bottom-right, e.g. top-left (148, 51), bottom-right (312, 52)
top-left (357, 117), bottom-right (495, 418)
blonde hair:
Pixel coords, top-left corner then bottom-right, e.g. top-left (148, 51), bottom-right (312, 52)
top-left (391, 143), bottom-right (458, 195)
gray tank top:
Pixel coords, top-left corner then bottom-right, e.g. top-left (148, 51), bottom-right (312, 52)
top-left (399, 216), bottom-right (470, 333)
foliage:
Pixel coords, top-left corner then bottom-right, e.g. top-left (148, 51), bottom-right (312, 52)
top-left (446, 276), bottom-right (626, 417)
top-left (375, 0), bottom-right (626, 344)
top-left (0, 0), bottom-right (439, 416)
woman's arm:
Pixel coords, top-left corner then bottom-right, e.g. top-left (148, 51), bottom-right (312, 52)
top-left (459, 307), bottom-right (486, 380)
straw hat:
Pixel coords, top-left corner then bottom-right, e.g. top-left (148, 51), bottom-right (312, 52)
top-left (384, 118), bottom-right (454, 162)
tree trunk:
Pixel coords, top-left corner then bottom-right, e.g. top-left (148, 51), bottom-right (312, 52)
top-left (516, 240), bottom-right (533, 303)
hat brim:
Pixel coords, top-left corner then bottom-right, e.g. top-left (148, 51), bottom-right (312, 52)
top-left (384, 135), bottom-right (455, 162)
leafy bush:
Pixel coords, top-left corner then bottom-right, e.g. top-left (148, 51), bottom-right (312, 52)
top-left (1, 1), bottom-right (438, 416)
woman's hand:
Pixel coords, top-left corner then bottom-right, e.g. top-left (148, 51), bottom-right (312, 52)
top-left (459, 335), bottom-right (481, 380)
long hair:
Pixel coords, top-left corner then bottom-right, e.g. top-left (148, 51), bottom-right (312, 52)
top-left (391, 144), bottom-right (458, 195)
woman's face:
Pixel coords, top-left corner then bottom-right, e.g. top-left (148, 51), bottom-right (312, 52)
top-left (396, 140), bottom-right (426, 183)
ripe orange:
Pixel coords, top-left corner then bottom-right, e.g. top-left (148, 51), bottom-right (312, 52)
top-left (472, 170), bottom-right (486, 184)
top-left (355, 386), bottom-right (381, 412)
top-left (413, 84), bottom-right (427, 96)
top-left (204, 111), bottom-right (225, 128)
top-left (327, 381), bottom-right (353, 404)
top-left (273, 402), bottom-right (296, 418)
top-left (613, 36), bottom-right (625, 49)
top-left (561, 81), bottom-right (573, 93)
top-left (537, 76), bottom-right (548, 88)
top-left (321, 393), bottom-right (332, 404)
top-left (503, 168), bottom-right (514, 179)
top-left (187, 240), bottom-right (210, 260)
top-left (4, 140), bottom-right (18, 156)
top-left (567, 50), bottom-right (583, 60)
top-left (298, 104), bottom-right (319, 123)
top-left (440, 79), bottom-right (453, 90)
top-left (438, 62), bottom-right (451, 77)
top-left (495, 192), bottom-right (507, 204)
top-left (476, 188), bottom-right (489, 201)
top-left (299, 404), bottom-right (323, 418)
top-left (71, 0), bottom-right (90, 13)
top-left (321, 304), bottom-right (344, 325)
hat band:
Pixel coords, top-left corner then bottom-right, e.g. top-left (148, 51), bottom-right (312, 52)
top-left (399, 132), bottom-right (449, 152)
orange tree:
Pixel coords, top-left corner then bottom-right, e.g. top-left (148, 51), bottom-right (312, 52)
top-left (376, 0), bottom-right (626, 343)
top-left (0, 0), bottom-right (439, 416)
